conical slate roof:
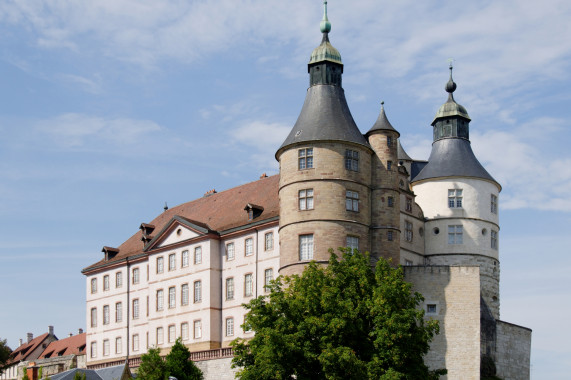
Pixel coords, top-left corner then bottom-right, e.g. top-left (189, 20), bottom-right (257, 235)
top-left (411, 138), bottom-right (499, 188)
top-left (366, 102), bottom-right (399, 137)
top-left (397, 139), bottom-right (412, 161)
top-left (276, 85), bottom-right (369, 157)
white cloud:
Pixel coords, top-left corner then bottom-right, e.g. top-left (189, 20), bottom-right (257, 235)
top-left (35, 113), bottom-right (162, 148)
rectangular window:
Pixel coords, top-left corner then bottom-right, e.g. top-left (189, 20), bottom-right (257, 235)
top-left (245, 238), bottom-right (254, 256)
top-left (388, 196), bottom-right (394, 207)
top-left (132, 299), bottom-right (139, 319)
top-left (194, 246), bottom-right (202, 264)
top-left (103, 275), bottom-right (109, 291)
top-left (491, 230), bottom-right (498, 250)
top-left (406, 197), bottom-right (413, 212)
top-left (346, 236), bottom-right (359, 251)
top-left (115, 302), bottom-right (122, 323)
top-left (346, 190), bottom-right (359, 211)
top-left (169, 287), bottom-right (176, 309)
top-left (405, 259), bottom-right (413, 266)
top-left (448, 225), bottom-right (463, 244)
top-left (264, 268), bottom-right (273, 291)
top-left (103, 339), bottom-right (109, 356)
top-left (405, 221), bottom-right (413, 242)
top-left (226, 318), bottom-right (234, 337)
top-left (298, 148), bottom-right (314, 170)
top-left (226, 243), bottom-right (235, 261)
top-left (244, 274), bottom-right (253, 297)
top-left (182, 250), bottom-right (189, 267)
top-left (156, 327), bottom-right (164, 345)
top-left (448, 189), bottom-right (463, 208)
top-left (102, 309), bottom-right (110, 328)
top-left (90, 308), bottom-right (97, 327)
top-left (157, 257), bottom-right (164, 273)
top-left (90, 342), bottom-right (97, 358)
top-left (115, 337), bottom-right (122, 354)
top-left (157, 289), bottom-right (164, 310)
top-left (387, 161), bottom-right (392, 171)
top-left (387, 231), bottom-right (394, 241)
top-left (132, 334), bottom-right (139, 352)
top-left (345, 149), bottom-right (359, 171)
top-left (168, 253), bottom-right (176, 271)
top-left (427, 304), bottom-right (437, 314)
top-left (91, 278), bottom-right (97, 294)
top-left (226, 278), bottom-right (234, 300)
top-left (244, 317), bottom-right (252, 333)
top-left (132, 268), bottom-right (140, 284)
top-left (491, 194), bottom-right (498, 214)
top-left (194, 320), bottom-right (202, 339)
top-left (181, 322), bottom-right (189, 340)
top-left (299, 189), bottom-right (314, 210)
top-left (181, 283), bottom-right (189, 306)
top-left (299, 234), bottom-right (314, 260)
top-left (116, 272), bottom-right (122, 288)
top-left (387, 136), bottom-right (393, 147)
top-left (265, 232), bottom-right (274, 251)
top-left (194, 281), bottom-right (202, 303)
top-left (168, 325), bottom-right (176, 343)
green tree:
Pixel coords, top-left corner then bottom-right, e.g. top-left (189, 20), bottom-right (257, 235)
top-left (0, 338), bottom-right (11, 375)
top-left (137, 347), bottom-right (166, 380)
top-left (38, 366), bottom-right (43, 380)
top-left (232, 249), bottom-right (446, 380)
top-left (22, 367), bottom-right (30, 380)
top-left (164, 338), bottom-right (203, 380)
top-left (72, 371), bottom-right (86, 380)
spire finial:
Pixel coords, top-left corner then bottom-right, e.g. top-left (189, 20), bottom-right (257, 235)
top-left (320, 1), bottom-right (331, 34)
top-left (381, 100), bottom-right (385, 109)
top-left (445, 59), bottom-right (457, 94)
top-left (163, 202), bottom-right (168, 212)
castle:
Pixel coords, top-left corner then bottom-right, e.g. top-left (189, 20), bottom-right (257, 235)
top-left (82, 3), bottom-right (531, 379)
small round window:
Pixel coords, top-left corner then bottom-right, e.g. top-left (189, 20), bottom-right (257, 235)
top-left (433, 227), bottom-right (440, 235)
top-left (176, 228), bottom-right (182, 236)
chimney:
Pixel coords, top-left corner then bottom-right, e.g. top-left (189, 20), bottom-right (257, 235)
top-left (19, 339), bottom-right (23, 346)
top-left (48, 326), bottom-right (54, 336)
top-left (78, 328), bottom-right (83, 334)
top-left (27, 333), bottom-right (33, 343)
top-left (260, 173), bottom-right (268, 179)
top-left (69, 333), bottom-right (73, 338)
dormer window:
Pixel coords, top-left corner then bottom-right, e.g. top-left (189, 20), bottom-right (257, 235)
top-left (101, 246), bottom-right (120, 261)
top-left (244, 203), bottom-right (264, 220)
top-left (140, 223), bottom-right (156, 245)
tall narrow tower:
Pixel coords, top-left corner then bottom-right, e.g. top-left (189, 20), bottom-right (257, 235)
top-left (411, 66), bottom-right (502, 318)
top-left (276, 2), bottom-right (372, 276)
top-left (366, 103), bottom-right (401, 263)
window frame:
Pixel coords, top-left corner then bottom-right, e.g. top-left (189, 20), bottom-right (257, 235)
top-left (299, 234), bottom-right (314, 261)
top-left (157, 257), bottom-right (164, 274)
top-left (90, 307), bottom-right (97, 327)
top-left (387, 196), bottom-right (394, 207)
top-left (448, 189), bottom-right (463, 208)
top-left (244, 273), bottom-right (253, 297)
top-left (406, 197), bottom-right (413, 212)
top-left (115, 337), bottom-right (122, 355)
top-left (405, 221), bottom-right (413, 242)
top-left (168, 286), bottom-right (176, 309)
top-left (132, 334), bottom-right (139, 352)
top-left (181, 283), bottom-right (189, 306)
top-left (226, 317), bottom-right (234, 337)
top-left (226, 277), bottom-right (235, 300)
top-left (182, 250), bottom-right (189, 267)
top-left (226, 242), bottom-right (235, 261)
top-left (115, 302), bottom-right (122, 323)
top-left (90, 342), bottom-right (97, 358)
top-left (299, 189), bottom-right (314, 210)
top-left (194, 246), bottom-right (202, 264)
top-left (264, 268), bottom-right (273, 292)
top-left (265, 232), bottom-right (274, 251)
top-left (91, 278), bottom-right (97, 294)
top-left (156, 327), bottom-right (164, 345)
top-left (491, 194), bottom-right (498, 214)
top-left (194, 280), bottom-right (202, 303)
top-left (448, 225), bottom-right (463, 244)
top-left (156, 289), bottom-right (164, 311)
top-left (245, 238), bottom-right (254, 256)
top-left (168, 324), bottom-right (176, 343)
top-left (132, 298), bottom-right (139, 319)
top-left (345, 190), bottom-right (359, 212)
top-left (298, 148), bottom-right (314, 170)
top-left (103, 339), bottom-right (109, 356)
top-left (168, 253), bottom-right (176, 271)
top-left (345, 149), bottom-right (359, 171)
top-left (115, 272), bottom-right (122, 288)
top-left (491, 230), bottom-right (498, 250)
top-left (194, 320), bottom-right (202, 339)
top-left (181, 322), bottom-right (189, 341)
top-left (346, 236), bottom-right (359, 251)
top-left (132, 268), bottom-right (140, 284)
top-left (103, 275), bottom-right (109, 291)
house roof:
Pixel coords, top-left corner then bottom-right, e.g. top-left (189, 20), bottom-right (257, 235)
top-left (8, 333), bottom-right (51, 364)
top-left (83, 174), bottom-right (279, 273)
top-left (39, 333), bottom-right (85, 359)
top-left (48, 364), bottom-right (132, 380)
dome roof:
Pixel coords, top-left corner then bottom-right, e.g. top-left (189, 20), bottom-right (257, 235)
top-left (309, 37), bottom-right (343, 65)
top-left (432, 65), bottom-right (470, 125)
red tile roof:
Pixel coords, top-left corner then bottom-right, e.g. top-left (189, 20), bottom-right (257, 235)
top-left (83, 174), bottom-right (279, 273)
top-left (8, 333), bottom-right (50, 364)
top-left (39, 334), bottom-right (86, 359)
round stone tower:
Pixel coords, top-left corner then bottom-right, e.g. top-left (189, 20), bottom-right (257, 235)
top-left (411, 66), bottom-right (502, 318)
top-left (276, 1), bottom-right (372, 276)
top-left (365, 103), bottom-right (401, 263)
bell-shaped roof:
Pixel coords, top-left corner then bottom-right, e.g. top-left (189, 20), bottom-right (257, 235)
top-left (366, 101), bottom-right (399, 136)
top-left (432, 65), bottom-right (471, 125)
top-left (309, 2), bottom-right (342, 66)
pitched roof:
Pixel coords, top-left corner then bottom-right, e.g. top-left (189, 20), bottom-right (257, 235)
top-left (83, 175), bottom-right (279, 273)
top-left (48, 364), bottom-right (132, 380)
top-left (8, 333), bottom-right (50, 364)
top-left (39, 333), bottom-right (85, 359)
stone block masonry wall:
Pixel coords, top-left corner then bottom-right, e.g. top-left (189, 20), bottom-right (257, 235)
top-left (404, 266), bottom-right (481, 380)
top-left (194, 357), bottom-right (238, 380)
top-left (496, 321), bottom-right (531, 380)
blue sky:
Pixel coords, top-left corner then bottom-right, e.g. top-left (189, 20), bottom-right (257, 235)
top-left (0, 0), bottom-right (570, 377)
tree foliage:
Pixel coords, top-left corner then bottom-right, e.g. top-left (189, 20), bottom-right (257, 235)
top-left (22, 367), bottom-right (30, 380)
top-left (137, 347), bottom-right (165, 380)
top-left (165, 338), bottom-right (203, 380)
top-left (0, 338), bottom-right (11, 375)
top-left (231, 249), bottom-right (446, 380)
top-left (137, 341), bottom-right (203, 380)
